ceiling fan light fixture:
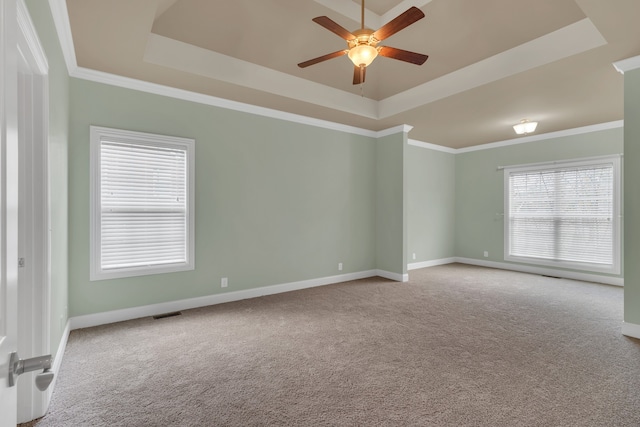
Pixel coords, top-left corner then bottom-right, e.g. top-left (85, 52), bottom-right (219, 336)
top-left (298, 3), bottom-right (427, 84)
top-left (348, 44), bottom-right (378, 67)
top-left (513, 119), bottom-right (538, 135)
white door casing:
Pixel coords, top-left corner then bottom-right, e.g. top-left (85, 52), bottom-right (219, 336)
top-left (16, 0), bottom-right (50, 422)
top-left (0, 0), bottom-right (21, 425)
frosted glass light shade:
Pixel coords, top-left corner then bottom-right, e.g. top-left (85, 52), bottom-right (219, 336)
top-left (513, 120), bottom-right (538, 135)
top-left (348, 45), bottom-right (378, 67)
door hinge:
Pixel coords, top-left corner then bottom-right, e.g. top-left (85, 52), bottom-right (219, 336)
top-left (18, 257), bottom-right (25, 268)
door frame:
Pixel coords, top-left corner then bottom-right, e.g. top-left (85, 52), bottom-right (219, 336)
top-left (0, 0), bottom-right (20, 424)
top-left (16, 0), bottom-right (51, 422)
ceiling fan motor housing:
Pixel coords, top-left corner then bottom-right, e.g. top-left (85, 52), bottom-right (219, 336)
top-left (348, 29), bottom-right (378, 49)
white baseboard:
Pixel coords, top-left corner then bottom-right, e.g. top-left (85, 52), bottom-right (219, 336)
top-left (46, 320), bottom-right (70, 408)
top-left (622, 322), bottom-right (640, 340)
top-left (70, 270), bottom-right (379, 330)
top-left (406, 256), bottom-right (623, 287)
top-left (455, 257), bottom-right (624, 287)
top-left (408, 257), bottom-right (456, 271)
top-left (68, 257), bottom-right (622, 332)
top-left (376, 269), bottom-right (408, 282)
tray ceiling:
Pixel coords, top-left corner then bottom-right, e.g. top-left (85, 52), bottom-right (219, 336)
top-left (65, 0), bottom-right (640, 148)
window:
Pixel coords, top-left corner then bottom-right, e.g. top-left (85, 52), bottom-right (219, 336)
top-left (504, 156), bottom-right (620, 274)
top-left (90, 126), bottom-right (195, 280)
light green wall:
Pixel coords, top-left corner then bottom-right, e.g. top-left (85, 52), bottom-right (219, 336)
top-left (69, 79), bottom-right (379, 316)
top-left (455, 127), bottom-right (624, 279)
top-left (26, 0), bottom-right (69, 360)
top-left (68, 75), bottom-right (623, 317)
top-left (375, 132), bottom-right (407, 275)
top-left (407, 145), bottom-right (455, 263)
top-left (624, 68), bottom-right (640, 325)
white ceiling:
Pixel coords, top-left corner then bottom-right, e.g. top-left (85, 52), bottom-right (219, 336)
top-left (62, 0), bottom-right (640, 148)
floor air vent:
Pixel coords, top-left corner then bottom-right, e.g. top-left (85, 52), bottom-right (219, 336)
top-left (152, 311), bottom-right (182, 320)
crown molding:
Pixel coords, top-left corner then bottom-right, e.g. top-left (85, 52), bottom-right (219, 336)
top-left (72, 67), bottom-right (379, 138)
top-left (455, 120), bottom-right (624, 154)
top-left (47, 0), bottom-right (76, 74)
top-left (408, 139), bottom-right (456, 154)
top-left (377, 124), bottom-right (413, 138)
top-left (406, 121), bottom-right (623, 154)
top-left (71, 66), bottom-right (624, 154)
top-left (72, 69), bottom-right (414, 140)
top-left (613, 55), bottom-right (640, 74)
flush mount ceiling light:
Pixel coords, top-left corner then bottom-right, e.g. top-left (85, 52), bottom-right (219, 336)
top-left (513, 119), bottom-right (538, 135)
top-left (297, 0), bottom-right (428, 85)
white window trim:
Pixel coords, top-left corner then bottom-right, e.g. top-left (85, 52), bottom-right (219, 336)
top-left (503, 155), bottom-right (621, 275)
top-left (90, 126), bottom-right (195, 281)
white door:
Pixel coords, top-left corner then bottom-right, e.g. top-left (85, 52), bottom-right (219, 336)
top-left (0, 0), bottom-right (20, 425)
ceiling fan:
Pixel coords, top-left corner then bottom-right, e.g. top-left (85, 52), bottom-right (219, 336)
top-left (298, 0), bottom-right (428, 85)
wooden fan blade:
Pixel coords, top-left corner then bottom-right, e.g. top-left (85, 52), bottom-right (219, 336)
top-left (312, 16), bottom-right (356, 41)
top-left (298, 50), bottom-right (348, 68)
top-left (378, 46), bottom-right (428, 65)
top-left (353, 65), bottom-right (366, 85)
top-left (372, 7), bottom-right (425, 42)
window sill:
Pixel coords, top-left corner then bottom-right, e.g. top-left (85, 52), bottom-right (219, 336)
top-left (90, 261), bottom-right (195, 281)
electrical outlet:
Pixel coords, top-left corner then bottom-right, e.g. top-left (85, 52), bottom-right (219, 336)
top-left (412, 253), bottom-right (416, 260)
top-left (221, 277), bottom-right (228, 288)
top-left (484, 251), bottom-right (489, 257)
top-left (338, 263), bottom-right (343, 271)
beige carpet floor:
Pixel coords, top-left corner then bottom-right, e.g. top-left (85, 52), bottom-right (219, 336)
top-left (21, 264), bottom-right (640, 426)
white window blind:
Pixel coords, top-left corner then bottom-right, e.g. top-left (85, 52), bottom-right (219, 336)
top-left (504, 157), bottom-right (620, 274)
top-left (101, 141), bottom-right (187, 269)
top-left (90, 126), bottom-right (195, 280)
